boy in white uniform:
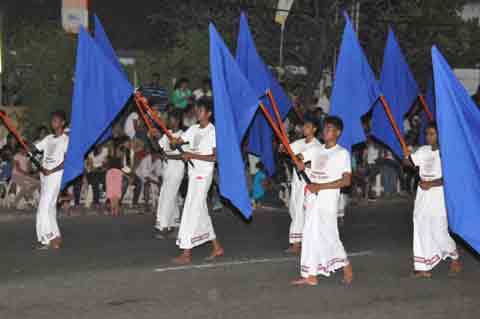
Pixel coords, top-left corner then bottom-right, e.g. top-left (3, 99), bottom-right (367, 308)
top-left (292, 116), bottom-right (353, 286)
top-left (284, 116), bottom-right (321, 255)
top-left (404, 122), bottom-right (462, 278)
top-left (171, 100), bottom-right (223, 264)
top-left (154, 111), bottom-right (185, 238)
top-left (34, 111), bottom-right (69, 250)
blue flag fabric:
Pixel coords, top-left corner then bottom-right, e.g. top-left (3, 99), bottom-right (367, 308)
top-left (419, 76), bottom-right (436, 145)
top-left (371, 28), bottom-right (419, 157)
top-left (432, 46), bottom-right (480, 253)
top-left (94, 15), bottom-right (127, 144)
top-left (62, 28), bottom-right (133, 189)
top-left (329, 13), bottom-right (381, 150)
top-left (209, 23), bottom-right (260, 219)
top-left (236, 12), bottom-right (292, 176)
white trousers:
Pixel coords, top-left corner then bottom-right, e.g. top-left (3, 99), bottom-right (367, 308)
top-left (176, 170), bottom-right (216, 250)
top-left (288, 172), bottom-right (306, 244)
top-left (36, 171), bottom-right (62, 245)
top-left (413, 186), bottom-right (458, 271)
top-left (156, 161), bottom-right (185, 230)
top-left (301, 189), bottom-right (349, 278)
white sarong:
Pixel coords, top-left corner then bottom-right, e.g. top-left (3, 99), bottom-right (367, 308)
top-left (156, 160), bottom-right (185, 230)
top-left (288, 171), bottom-right (306, 244)
top-left (176, 170), bottom-right (216, 249)
top-left (413, 186), bottom-right (458, 271)
top-left (301, 189), bottom-right (349, 278)
top-left (36, 171), bottom-right (62, 245)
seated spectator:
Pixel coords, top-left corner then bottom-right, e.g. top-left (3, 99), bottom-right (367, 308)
top-left (171, 78), bottom-right (192, 110)
top-left (11, 148), bottom-right (40, 208)
top-left (124, 109), bottom-right (140, 140)
top-left (0, 151), bottom-right (12, 182)
top-left (192, 78), bottom-right (212, 102)
top-left (106, 157), bottom-right (124, 216)
top-left (86, 145), bottom-right (109, 208)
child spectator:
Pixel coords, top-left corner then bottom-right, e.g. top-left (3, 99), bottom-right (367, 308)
top-left (106, 157), bottom-right (124, 216)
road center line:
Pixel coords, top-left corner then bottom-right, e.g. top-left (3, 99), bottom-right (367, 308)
top-left (153, 250), bottom-right (373, 273)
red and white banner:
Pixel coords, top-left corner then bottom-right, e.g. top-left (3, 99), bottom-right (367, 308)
top-left (62, 0), bottom-right (89, 34)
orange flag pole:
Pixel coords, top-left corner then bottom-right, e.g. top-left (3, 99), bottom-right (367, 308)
top-left (379, 95), bottom-right (408, 154)
top-left (133, 95), bottom-right (156, 135)
top-left (266, 90), bottom-right (289, 141)
top-left (418, 94), bottom-right (434, 121)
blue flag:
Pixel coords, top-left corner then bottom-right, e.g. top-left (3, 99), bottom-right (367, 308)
top-left (94, 15), bottom-right (127, 144)
top-left (236, 12), bottom-right (292, 176)
top-left (371, 28), bottom-right (419, 157)
top-left (419, 76), bottom-right (436, 145)
top-left (329, 13), bottom-right (381, 150)
top-left (209, 23), bottom-right (260, 219)
top-left (62, 27), bottom-right (133, 189)
top-left (432, 46), bottom-right (480, 253)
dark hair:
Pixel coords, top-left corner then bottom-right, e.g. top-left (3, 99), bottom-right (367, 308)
top-left (109, 157), bottom-right (123, 170)
top-left (196, 98), bottom-right (212, 113)
top-left (324, 116), bottom-right (344, 132)
top-left (169, 110), bottom-right (184, 124)
top-left (51, 110), bottom-right (67, 122)
top-left (174, 77), bottom-right (189, 90)
top-left (256, 161), bottom-right (264, 171)
top-left (303, 113), bottom-right (319, 129)
top-left (425, 121), bottom-right (438, 132)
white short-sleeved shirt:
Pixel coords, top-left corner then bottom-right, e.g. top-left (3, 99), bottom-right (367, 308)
top-left (35, 134), bottom-right (69, 170)
top-left (411, 146), bottom-right (442, 181)
top-left (135, 154), bottom-right (153, 179)
top-left (366, 144), bottom-right (379, 165)
top-left (152, 159), bottom-right (164, 178)
top-left (124, 112), bottom-right (139, 139)
top-left (302, 144), bottom-right (351, 184)
top-left (182, 123), bottom-right (216, 174)
top-left (159, 130), bottom-right (184, 155)
top-left (89, 147), bottom-right (109, 169)
top-left (290, 137), bottom-right (321, 155)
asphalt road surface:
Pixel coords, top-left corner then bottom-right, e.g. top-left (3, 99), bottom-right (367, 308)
top-left (0, 200), bottom-right (479, 319)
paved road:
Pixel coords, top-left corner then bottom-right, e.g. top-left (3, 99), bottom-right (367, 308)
top-left (0, 200), bottom-right (479, 319)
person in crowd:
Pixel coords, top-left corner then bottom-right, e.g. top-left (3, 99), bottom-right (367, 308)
top-left (0, 151), bottom-right (12, 183)
top-left (135, 148), bottom-right (154, 208)
top-left (171, 78), bottom-right (192, 110)
top-left (283, 115), bottom-right (321, 255)
top-left (192, 78), bottom-right (212, 102)
top-left (403, 122), bottom-right (462, 278)
top-left (106, 157), bottom-right (124, 216)
top-left (86, 145), bottom-right (109, 208)
top-left (154, 110), bottom-right (185, 239)
top-left (34, 111), bottom-right (69, 250)
top-left (124, 109), bottom-right (140, 141)
top-left (170, 99), bottom-right (223, 264)
top-left (182, 104), bottom-right (197, 128)
top-left (380, 149), bottom-right (400, 197)
top-left (363, 135), bottom-right (380, 201)
top-left (11, 147), bottom-right (40, 208)
top-left (251, 162), bottom-right (267, 208)
top-left (292, 116), bottom-right (353, 286)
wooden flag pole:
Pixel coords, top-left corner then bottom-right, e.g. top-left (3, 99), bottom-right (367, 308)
top-left (133, 95), bottom-right (156, 135)
top-left (266, 90), bottom-right (289, 141)
top-left (379, 95), bottom-right (408, 154)
top-left (418, 94), bottom-right (434, 121)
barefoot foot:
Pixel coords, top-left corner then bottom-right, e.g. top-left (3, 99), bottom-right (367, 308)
top-left (449, 259), bottom-right (462, 275)
top-left (342, 264), bottom-right (353, 285)
top-left (414, 271), bottom-right (432, 279)
top-left (172, 253), bottom-right (192, 265)
top-left (284, 244), bottom-right (301, 255)
top-left (291, 276), bottom-right (318, 286)
top-left (205, 248), bottom-right (224, 261)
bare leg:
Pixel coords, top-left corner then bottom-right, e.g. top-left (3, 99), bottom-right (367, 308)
top-left (449, 259), bottom-right (463, 274)
top-left (284, 243), bottom-right (301, 255)
top-left (342, 263), bottom-right (353, 284)
top-left (414, 271), bottom-right (432, 279)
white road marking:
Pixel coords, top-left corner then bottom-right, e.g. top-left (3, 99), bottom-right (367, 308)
top-left (153, 250), bottom-right (373, 273)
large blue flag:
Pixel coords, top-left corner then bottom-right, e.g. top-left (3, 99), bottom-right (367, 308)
top-left (209, 23), bottom-right (260, 219)
top-left (236, 12), bottom-right (291, 176)
top-left (371, 28), bottom-right (418, 157)
top-left (329, 13), bottom-right (381, 150)
top-left (419, 76), bottom-right (436, 145)
top-left (432, 46), bottom-right (480, 253)
top-left (94, 15), bottom-right (127, 144)
top-left (62, 27), bottom-right (133, 189)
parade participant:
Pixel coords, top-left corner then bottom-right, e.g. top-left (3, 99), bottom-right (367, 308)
top-left (284, 115), bottom-right (321, 255)
top-left (403, 122), bottom-right (462, 278)
top-left (34, 111), bottom-right (69, 250)
top-left (292, 116), bottom-right (353, 286)
top-left (171, 99), bottom-right (223, 264)
top-left (154, 111), bottom-right (185, 239)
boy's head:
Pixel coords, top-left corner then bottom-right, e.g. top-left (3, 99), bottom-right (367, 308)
top-left (302, 114), bottom-right (318, 138)
top-left (177, 77), bottom-right (189, 90)
top-left (195, 98), bottom-right (213, 123)
top-left (322, 116), bottom-right (343, 143)
top-left (255, 161), bottom-right (264, 172)
top-left (425, 121), bottom-right (438, 146)
top-left (202, 78), bottom-right (211, 90)
top-left (51, 110), bottom-right (67, 132)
